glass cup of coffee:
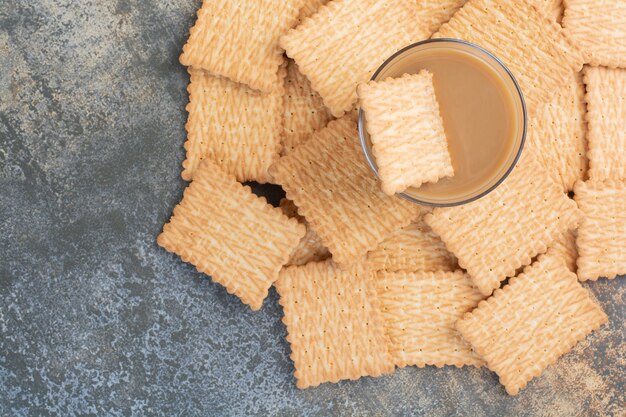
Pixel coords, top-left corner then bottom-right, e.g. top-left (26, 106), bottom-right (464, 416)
top-left (358, 38), bottom-right (527, 207)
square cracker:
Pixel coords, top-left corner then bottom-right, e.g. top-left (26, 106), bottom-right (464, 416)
top-left (269, 116), bottom-right (422, 269)
top-left (179, 0), bottom-right (303, 92)
top-left (275, 260), bottom-right (394, 388)
top-left (367, 216), bottom-right (458, 273)
top-left (279, 199), bottom-right (331, 266)
top-left (583, 66), bottom-right (626, 181)
top-left (425, 151), bottom-right (582, 296)
top-left (280, 0), bottom-right (467, 117)
top-left (282, 60), bottom-right (333, 156)
top-left (574, 179), bottom-right (626, 281)
top-left (526, 71), bottom-right (587, 191)
top-left (433, 0), bottom-right (583, 113)
top-left (157, 160), bottom-right (305, 310)
top-left (182, 68), bottom-right (285, 183)
top-left (358, 71), bottom-right (454, 195)
top-left (562, 0), bottom-right (626, 68)
top-left (376, 270), bottom-right (485, 368)
top-left (456, 254), bottom-right (607, 395)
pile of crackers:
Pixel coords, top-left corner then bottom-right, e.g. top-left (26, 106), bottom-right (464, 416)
top-left (158, 0), bottom-right (625, 395)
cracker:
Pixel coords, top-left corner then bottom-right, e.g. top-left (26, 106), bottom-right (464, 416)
top-left (526, 71), bottom-right (587, 191)
top-left (358, 71), bottom-right (454, 195)
top-left (157, 160), bottom-right (305, 310)
top-left (367, 216), bottom-right (457, 273)
top-left (281, 0), bottom-right (466, 117)
top-left (583, 66), bottom-right (626, 181)
top-left (456, 254), bottom-right (608, 395)
top-left (574, 179), bottom-right (626, 281)
top-left (562, 0), bottom-right (626, 68)
top-left (279, 199), bottom-right (331, 266)
top-left (433, 0), bottom-right (584, 113)
top-left (536, 0), bottom-right (564, 22)
top-left (296, 0), bottom-right (330, 25)
top-left (376, 270), bottom-right (485, 368)
top-left (182, 68), bottom-right (285, 183)
top-left (269, 116), bottom-right (422, 269)
top-left (275, 260), bottom-right (394, 388)
top-left (180, 0), bottom-right (303, 93)
top-left (282, 60), bottom-right (333, 156)
top-left (547, 228), bottom-right (579, 273)
top-left (425, 151), bottom-right (582, 296)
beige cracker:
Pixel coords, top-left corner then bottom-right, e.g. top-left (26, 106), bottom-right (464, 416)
top-left (358, 71), bottom-right (454, 195)
top-left (182, 68), bottom-right (285, 183)
top-left (281, 0), bottom-right (467, 117)
top-left (279, 199), bottom-right (331, 266)
top-left (526, 71), bottom-right (587, 191)
top-left (433, 0), bottom-right (583, 114)
top-left (180, 0), bottom-right (303, 92)
top-left (536, 0), bottom-right (564, 22)
top-left (269, 116), bottom-right (422, 269)
top-left (157, 160), bottom-right (305, 310)
top-left (275, 260), bottom-right (394, 388)
top-left (574, 179), bottom-right (626, 281)
top-left (367, 216), bottom-right (457, 273)
top-left (562, 0), bottom-right (626, 68)
top-left (376, 270), bottom-right (485, 368)
top-left (296, 0), bottom-right (330, 25)
top-left (425, 151), bottom-right (582, 296)
top-left (282, 60), bottom-right (333, 156)
top-left (456, 253), bottom-right (607, 395)
top-left (583, 66), bottom-right (626, 181)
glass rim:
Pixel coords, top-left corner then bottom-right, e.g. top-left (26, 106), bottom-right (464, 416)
top-left (358, 38), bottom-right (527, 208)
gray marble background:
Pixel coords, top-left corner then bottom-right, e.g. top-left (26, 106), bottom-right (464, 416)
top-left (1, 1), bottom-right (624, 416)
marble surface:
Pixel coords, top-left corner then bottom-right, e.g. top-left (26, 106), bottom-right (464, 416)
top-left (1, 1), bottom-right (624, 415)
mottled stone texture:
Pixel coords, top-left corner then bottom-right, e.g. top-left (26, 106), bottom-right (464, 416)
top-left (0, 1), bottom-right (624, 415)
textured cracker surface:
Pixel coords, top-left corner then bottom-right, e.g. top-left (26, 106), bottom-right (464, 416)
top-left (425, 152), bottom-right (582, 296)
top-left (282, 60), bottom-right (333, 156)
top-left (526, 71), bottom-right (587, 191)
top-left (367, 217), bottom-right (458, 273)
top-left (179, 0), bottom-right (303, 92)
top-left (281, 0), bottom-right (465, 116)
top-left (157, 161), bottom-right (305, 310)
top-left (583, 66), bottom-right (626, 181)
top-left (182, 68), bottom-right (284, 183)
top-left (279, 199), bottom-right (330, 266)
top-left (359, 71), bottom-right (453, 195)
top-left (575, 180), bottom-right (626, 281)
top-left (269, 117), bottom-right (421, 268)
top-left (2, 1), bottom-right (624, 415)
top-left (433, 0), bottom-right (583, 114)
top-left (457, 254), bottom-right (608, 395)
top-left (296, 0), bottom-right (330, 25)
top-left (562, 0), bottom-right (626, 68)
top-left (275, 261), bottom-right (394, 388)
top-left (547, 229), bottom-right (579, 273)
top-left (376, 271), bottom-right (485, 368)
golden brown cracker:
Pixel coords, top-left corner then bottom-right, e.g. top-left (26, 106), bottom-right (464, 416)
top-left (180, 0), bottom-right (303, 92)
top-left (562, 0), bottom-right (626, 68)
top-left (425, 151), bottom-right (582, 296)
top-left (358, 71), bottom-right (454, 195)
top-left (583, 66), bottom-right (626, 181)
top-left (456, 254), bottom-right (608, 396)
top-left (367, 217), bottom-right (457, 273)
top-left (548, 228), bottom-right (579, 273)
top-left (157, 161), bottom-right (305, 310)
top-left (282, 60), bottom-right (333, 156)
top-left (433, 0), bottom-right (584, 114)
top-left (269, 116), bottom-right (422, 269)
top-left (275, 260), bottom-right (394, 388)
top-left (574, 179), bottom-right (626, 281)
top-left (281, 0), bottom-right (466, 117)
top-left (182, 68), bottom-right (285, 183)
top-left (526, 71), bottom-right (587, 191)
top-left (279, 198), bottom-right (331, 266)
top-left (536, 0), bottom-right (565, 22)
top-left (296, 0), bottom-right (330, 24)
top-left (376, 270), bottom-right (485, 368)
